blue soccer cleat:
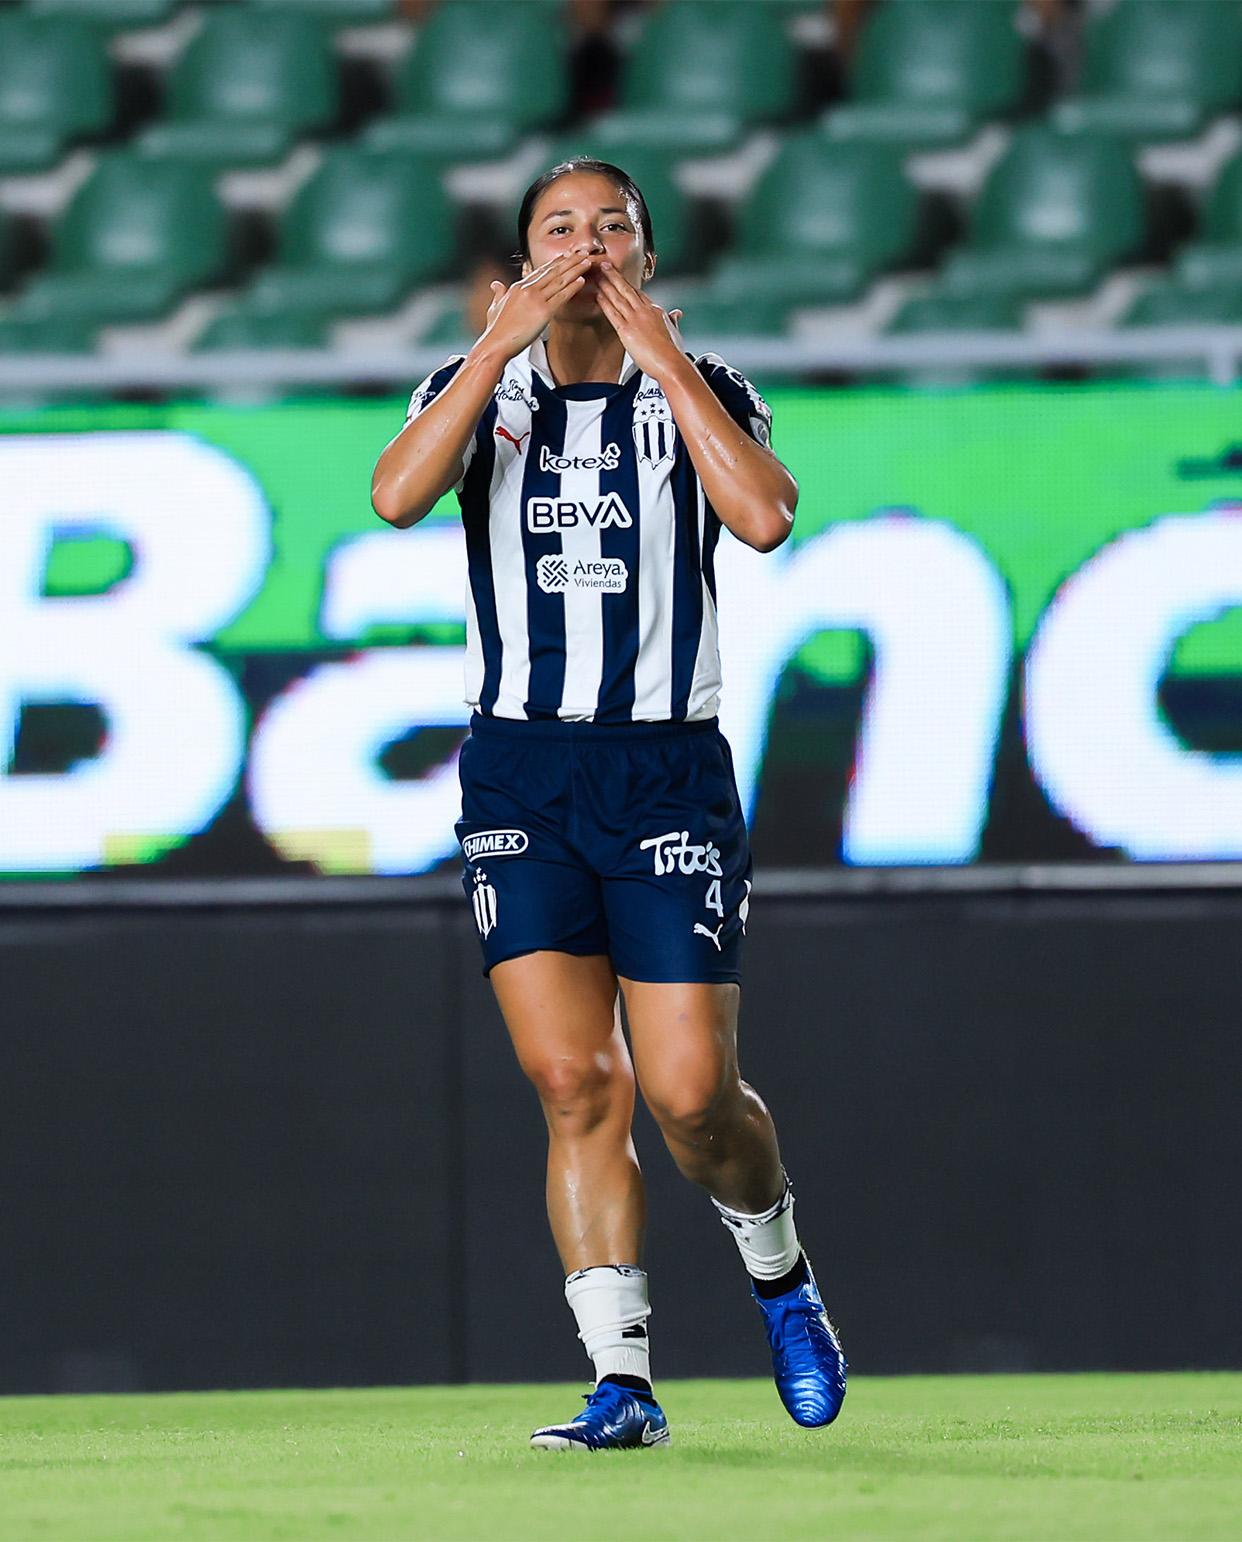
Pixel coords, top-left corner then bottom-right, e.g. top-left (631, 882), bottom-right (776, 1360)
top-left (753, 1255), bottom-right (847, 1428)
top-left (529, 1380), bottom-right (671, 1451)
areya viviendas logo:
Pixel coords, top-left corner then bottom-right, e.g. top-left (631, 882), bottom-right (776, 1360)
top-left (536, 554), bottom-right (628, 593)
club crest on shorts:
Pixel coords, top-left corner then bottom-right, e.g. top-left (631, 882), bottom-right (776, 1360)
top-left (471, 869), bottom-right (498, 939)
top-left (633, 401), bottom-right (676, 466)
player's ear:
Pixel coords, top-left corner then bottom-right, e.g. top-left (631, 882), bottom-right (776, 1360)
top-left (642, 250), bottom-right (657, 283)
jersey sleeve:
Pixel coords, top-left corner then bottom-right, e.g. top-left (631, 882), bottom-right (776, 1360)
top-left (404, 354), bottom-right (466, 423)
top-left (403, 354), bottom-right (475, 494)
top-left (695, 352), bottom-right (773, 448)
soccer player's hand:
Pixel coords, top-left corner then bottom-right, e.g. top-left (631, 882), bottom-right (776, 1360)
top-left (479, 254), bottom-right (595, 360)
top-left (594, 263), bottom-right (686, 380)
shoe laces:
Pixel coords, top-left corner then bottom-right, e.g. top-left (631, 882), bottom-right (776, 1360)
top-left (582, 1382), bottom-right (624, 1413)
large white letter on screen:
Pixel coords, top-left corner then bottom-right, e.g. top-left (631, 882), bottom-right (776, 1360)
top-left (1026, 511), bottom-right (1242, 858)
top-left (717, 517), bottom-right (1012, 864)
top-left (0, 433), bottom-right (268, 870)
top-left (248, 526), bottom-right (469, 874)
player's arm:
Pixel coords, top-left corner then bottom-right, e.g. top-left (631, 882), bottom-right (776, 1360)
top-left (594, 265), bottom-right (797, 553)
top-left (371, 253), bottom-right (595, 529)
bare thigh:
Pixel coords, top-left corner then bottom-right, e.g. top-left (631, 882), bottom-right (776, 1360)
top-left (490, 951), bottom-right (624, 1112)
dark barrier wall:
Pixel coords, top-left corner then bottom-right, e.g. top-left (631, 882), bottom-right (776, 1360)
top-left (2, 891), bottom-right (1240, 1394)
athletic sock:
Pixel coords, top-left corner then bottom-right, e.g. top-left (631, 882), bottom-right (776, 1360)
top-left (752, 1255), bottom-right (810, 1299)
top-left (712, 1173), bottom-right (804, 1288)
top-left (564, 1264), bottom-right (652, 1387)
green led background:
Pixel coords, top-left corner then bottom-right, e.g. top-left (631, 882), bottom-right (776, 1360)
top-left (17, 384), bottom-right (1242, 675)
top-left (5, 382), bottom-right (1242, 878)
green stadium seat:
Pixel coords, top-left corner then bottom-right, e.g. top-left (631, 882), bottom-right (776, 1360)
top-left (1054, 0), bottom-right (1242, 144)
top-left (1121, 281), bottom-right (1242, 327)
top-left (1107, 280), bottom-right (1242, 381)
top-left (1176, 154), bottom-right (1242, 290)
top-left (418, 303), bottom-right (476, 349)
top-left (137, 10), bottom-right (337, 170)
top-left (826, 0), bottom-right (1027, 149)
top-left (0, 314), bottom-right (96, 354)
top-left (888, 291), bottom-right (1024, 333)
top-left (27, 1), bottom-right (182, 30)
top-left (882, 290), bottom-right (1031, 387)
top-left (12, 153), bottom-right (228, 324)
top-left (0, 13), bottom-right (112, 175)
top-left (364, 1), bottom-right (568, 162)
top-left (682, 293), bottom-right (793, 338)
top-left (246, 0), bottom-right (394, 21)
top-left (243, 148), bottom-right (454, 318)
top-left (584, 1), bottom-right (797, 156)
top-left (194, 306), bottom-right (330, 350)
top-left (703, 136), bottom-right (923, 308)
top-left (539, 143), bottom-right (696, 275)
top-left (942, 127), bottom-right (1146, 300)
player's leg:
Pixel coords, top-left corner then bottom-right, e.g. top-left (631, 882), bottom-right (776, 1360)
top-left (620, 979), bottom-right (782, 1211)
top-left (622, 977), bottom-right (846, 1428)
top-left (490, 950), bottom-right (669, 1451)
top-left (490, 951), bottom-right (642, 1275)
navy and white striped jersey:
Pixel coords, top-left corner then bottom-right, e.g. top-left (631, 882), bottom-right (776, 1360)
top-left (404, 336), bottom-right (773, 724)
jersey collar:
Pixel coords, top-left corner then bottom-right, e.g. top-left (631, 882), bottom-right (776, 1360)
top-left (528, 334), bottom-right (640, 392)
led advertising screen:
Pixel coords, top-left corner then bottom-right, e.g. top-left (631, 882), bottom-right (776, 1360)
top-left (4, 385), bottom-right (1242, 881)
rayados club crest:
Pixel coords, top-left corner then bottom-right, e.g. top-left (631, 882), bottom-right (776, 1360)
top-left (633, 400), bottom-right (677, 467)
top-left (471, 869), bottom-right (498, 939)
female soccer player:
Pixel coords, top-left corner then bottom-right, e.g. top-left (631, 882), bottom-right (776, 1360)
top-left (372, 159), bottom-right (845, 1450)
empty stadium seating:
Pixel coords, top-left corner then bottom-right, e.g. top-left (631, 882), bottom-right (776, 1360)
top-left (1122, 280), bottom-right (1242, 327)
top-left (242, 147), bottom-right (454, 318)
top-left (247, 0), bottom-right (393, 20)
top-left (1054, 0), bottom-right (1242, 144)
top-left (1176, 154), bottom-right (1242, 290)
top-left (941, 126), bottom-right (1147, 299)
top-left (364, 1), bottom-right (568, 162)
top-left (137, 9), bottom-right (338, 169)
top-left (888, 291), bottom-right (1025, 334)
top-left (2, 0), bottom-right (1241, 371)
top-left (12, 152), bottom-right (228, 323)
top-left (683, 293), bottom-right (794, 339)
top-left (27, 0), bottom-right (183, 28)
top-left (0, 12), bottom-right (112, 174)
top-left (826, 0), bottom-right (1028, 149)
top-left (194, 305), bottom-right (329, 350)
top-left (703, 136), bottom-right (924, 307)
top-left (583, 0), bottom-right (797, 155)
top-left (0, 313), bottom-right (96, 353)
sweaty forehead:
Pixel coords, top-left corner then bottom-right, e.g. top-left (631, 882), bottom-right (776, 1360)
top-left (532, 174), bottom-right (636, 225)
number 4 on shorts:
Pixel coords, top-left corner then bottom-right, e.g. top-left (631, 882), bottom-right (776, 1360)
top-left (705, 878), bottom-right (723, 916)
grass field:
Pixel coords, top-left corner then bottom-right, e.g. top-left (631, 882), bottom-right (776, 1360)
top-left (2, 1374), bottom-right (1239, 1541)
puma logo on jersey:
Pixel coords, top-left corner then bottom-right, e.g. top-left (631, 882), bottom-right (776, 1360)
top-left (495, 425), bottom-right (529, 452)
top-left (526, 492), bottom-right (633, 531)
top-left (693, 922), bottom-right (724, 951)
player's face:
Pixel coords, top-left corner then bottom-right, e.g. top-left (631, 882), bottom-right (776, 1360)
top-left (524, 172), bottom-right (653, 317)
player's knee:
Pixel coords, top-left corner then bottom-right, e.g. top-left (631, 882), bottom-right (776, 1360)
top-left (525, 1051), bottom-right (630, 1130)
top-left (648, 1073), bottom-right (738, 1145)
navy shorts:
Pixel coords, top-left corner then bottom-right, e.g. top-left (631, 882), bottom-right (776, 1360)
top-left (455, 714), bottom-right (753, 983)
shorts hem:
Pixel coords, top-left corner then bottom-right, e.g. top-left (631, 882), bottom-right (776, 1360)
top-left (481, 943), bottom-right (610, 978)
top-left (613, 969), bottom-right (743, 986)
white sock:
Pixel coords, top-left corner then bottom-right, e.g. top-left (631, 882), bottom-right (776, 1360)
top-left (712, 1174), bottom-right (802, 1282)
top-left (564, 1264), bottom-right (652, 1386)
